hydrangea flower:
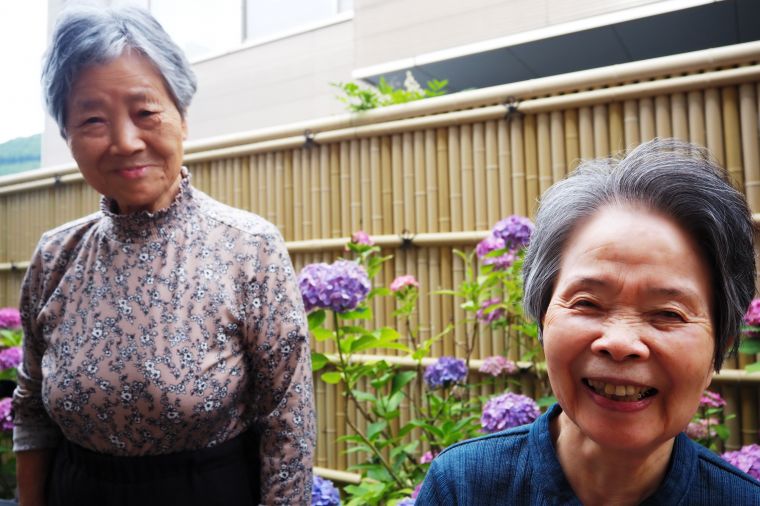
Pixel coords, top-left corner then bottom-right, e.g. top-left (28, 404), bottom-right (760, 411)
top-left (476, 298), bottom-right (505, 323)
top-left (491, 215), bottom-right (534, 249)
top-left (743, 299), bottom-right (760, 338)
top-left (0, 308), bottom-right (21, 329)
top-left (475, 235), bottom-right (516, 269)
top-left (350, 230), bottom-right (374, 246)
top-left (298, 260), bottom-right (370, 313)
top-left (0, 398), bottom-right (12, 432)
top-left (481, 392), bottom-right (540, 433)
top-left (721, 444), bottom-right (760, 480)
top-left (419, 450), bottom-right (437, 464)
top-left (423, 356), bottom-right (467, 389)
top-left (311, 475), bottom-right (341, 506)
top-left (685, 418), bottom-right (719, 440)
top-left (479, 355), bottom-right (517, 377)
top-left (390, 275), bottom-right (419, 292)
top-left (396, 499), bottom-right (416, 506)
top-left (0, 347), bottom-right (22, 371)
top-left (412, 483), bottom-right (422, 499)
top-left (699, 390), bottom-right (726, 408)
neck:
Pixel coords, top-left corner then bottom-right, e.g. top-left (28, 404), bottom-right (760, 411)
top-left (552, 412), bottom-right (674, 506)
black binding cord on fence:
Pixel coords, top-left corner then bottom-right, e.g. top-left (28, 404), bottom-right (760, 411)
top-left (303, 129), bottom-right (318, 149)
top-left (53, 174), bottom-right (63, 187)
top-left (399, 229), bottom-right (416, 250)
top-left (503, 96), bottom-right (523, 122)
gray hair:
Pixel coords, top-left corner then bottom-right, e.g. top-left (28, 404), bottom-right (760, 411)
top-left (522, 138), bottom-right (756, 371)
top-left (42, 5), bottom-right (197, 138)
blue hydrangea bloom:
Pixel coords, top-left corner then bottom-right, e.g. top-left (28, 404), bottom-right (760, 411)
top-left (397, 498), bottom-right (416, 506)
top-left (424, 356), bottom-right (467, 389)
top-left (298, 260), bottom-right (370, 313)
top-left (312, 475), bottom-right (341, 506)
top-left (480, 392), bottom-right (540, 433)
top-left (491, 215), bottom-right (534, 249)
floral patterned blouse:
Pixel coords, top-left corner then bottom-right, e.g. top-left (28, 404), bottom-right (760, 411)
top-left (12, 170), bottom-right (315, 505)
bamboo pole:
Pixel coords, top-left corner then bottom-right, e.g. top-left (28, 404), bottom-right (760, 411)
top-left (623, 100), bottom-right (640, 150)
top-left (497, 120), bottom-right (513, 215)
top-left (436, 128), bottom-right (451, 233)
top-left (608, 102), bottom-right (624, 155)
top-left (339, 141), bottom-right (351, 235)
top-left (550, 111), bottom-right (566, 181)
top-left (473, 123), bottom-right (488, 230)
top-left (485, 121), bottom-right (500, 226)
top-left (564, 109), bottom-right (580, 170)
top-left (524, 115), bottom-right (539, 218)
top-left (688, 90), bottom-right (706, 147)
top-left (330, 145), bottom-right (341, 237)
top-left (392, 135), bottom-right (404, 233)
top-left (461, 125), bottom-right (475, 230)
top-left (302, 150), bottom-right (314, 239)
top-left (360, 139), bottom-right (372, 232)
top-left (670, 92), bottom-right (689, 141)
top-left (370, 137), bottom-right (382, 235)
top-left (704, 88), bottom-right (725, 167)
top-left (425, 129), bottom-right (439, 233)
top-left (414, 131), bottom-right (427, 234)
top-left (510, 117), bottom-right (527, 216)
top-left (537, 113), bottom-right (552, 193)
top-left (722, 87), bottom-right (744, 192)
top-left (350, 140), bottom-right (361, 232)
top-left (448, 127), bottom-right (463, 231)
top-left (740, 84), bottom-right (760, 212)
top-left (381, 136), bottom-right (394, 235)
top-left (579, 107), bottom-right (594, 160)
top-left (292, 150), bottom-right (303, 241)
top-left (655, 95), bottom-right (672, 138)
top-left (639, 97), bottom-right (656, 142)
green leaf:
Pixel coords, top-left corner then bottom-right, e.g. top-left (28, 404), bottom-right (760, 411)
top-left (536, 395), bottom-right (558, 408)
top-left (745, 361), bottom-right (760, 373)
top-left (391, 370), bottom-right (417, 395)
top-left (367, 420), bottom-right (387, 440)
top-left (311, 326), bottom-right (334, 342)
top-left (350, 335), bottom-right (381, 353)
top-left (351, 389), bottom-right (377, 403)
top-left (311, 352), bottom-right (329, 371)
top-left (385, 391), bottom-right (404, 413)
top-left (369, 287), bottom-right (392, 298)
top-left (307, 310), bottom-right (326, 330)
top-left (321, 371), bottom-right (342, 384)
top-left (738, 339), bottom-right (760, 354)
top-left (339, 306), bottom-right (373, 320)
top-left (341, 325), bottom-right (370, 335)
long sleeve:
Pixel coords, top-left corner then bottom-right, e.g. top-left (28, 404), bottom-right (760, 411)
top-left (12, 236), bottom-right (63, 452)
top-left (247, 232), bottom-right (315, 505)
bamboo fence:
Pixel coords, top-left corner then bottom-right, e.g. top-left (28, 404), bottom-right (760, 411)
top-left (1, 43), bottom-right (760, 475)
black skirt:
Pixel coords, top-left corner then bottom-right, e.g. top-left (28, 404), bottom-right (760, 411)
top-left (47, 433), bottom-right (261, 506)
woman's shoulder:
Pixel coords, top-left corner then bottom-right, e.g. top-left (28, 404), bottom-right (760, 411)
top-left (691, 439), bottom-right (760, 491)
top-left (35, 212), bottom-right (102, 255)
top-left (434, 424), bottom-right (533, 469)
top-left (192, 188), bottom-right (281, 240)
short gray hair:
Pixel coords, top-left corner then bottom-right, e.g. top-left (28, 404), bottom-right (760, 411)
top-left (523, 138), bottom-right (756, 371)
top-left (42, 5), bottom-right (197, 138)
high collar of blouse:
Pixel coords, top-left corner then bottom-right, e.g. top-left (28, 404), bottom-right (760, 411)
top-left (100, 167), bottom-right (198, 243)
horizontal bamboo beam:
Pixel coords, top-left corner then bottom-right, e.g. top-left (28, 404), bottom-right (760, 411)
top-left (322, 353), bottom-right (536, 373)
top-left (314, 466), bottom-right (362, 484)
top-left (0, 261), bottom-right (30, 272)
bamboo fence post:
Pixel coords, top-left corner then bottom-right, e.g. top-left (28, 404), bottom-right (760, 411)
top-left (639, 97), bottom-right (656, 142)
top-left (461, 124), bottom-right (475, 229)
top-left (578, 107), bottom-right (594, 160)
top-left (723, 382), bottom-right (742, 450)
top-left (339, 142), bottom-right (351, 235)
top-left (425, 129), bottom-right (439, 234)
top-left (414, 131), bottom-right (427, 236)
top-left (360, 139), bottom-right (372, 233)
top-left (473, 123), bottom-right (488, 230)
top-left (550, 111), bottom-right (566, 182)
top-left (266, 153), bottom-right (276, 226)
top-left (292, 150), bottom-right (303, 241)
top-left (282, 153), bottom-right (293, 240)
top-left (448, 127), bottom-right (463, 232)
top-left (740, 84), bottom-right (760, 212)
top-left (564, 109), bottom-right (580, 170)
top-left (485, 121), bottom-right (500, 226)
top-left (537, 113), bottom-right (552, 193)
top-left (436, 128), bottom-right (452, 234)
top-left (704, 89), bottom-right (725, 168)
top-left (722, 87), bottom-right (744, 192)
top-left (593, 104), bottom-right (609, 157)
top-left (687, 90), bottom-right (706, 147)
top-left (498, 120), bottom-right (514, 216)
top-left (429, 247), bottom-right (443, 357)
top-left (440, 246), bottom-right (455, 356)
top-left (655, 95), bottom-right (672, 138)
top-left (402, 133), bottom-right (415, 232)
top-left (392, 135), bottom-right (404, 233)
top-left (510, 117), bottom-right (527, 216)
top-left (330, 145), bottom-right (341, 237)
top-left (524, 115), bottom-right (539, 218)
top-left (259, 155), bottom-right (269, 223)
top-left (350, 140), bottom-right (362, 232)
top-left (381, 136), bottom-right (393, 235)
top-left (608, 102), bottom-right (624, 155)
top-left (370, 137), bottom-right (383, 235)
top-left (670, 92), bottom-right (689, 141)
top-left (623, 100), bottom-right (640, 150)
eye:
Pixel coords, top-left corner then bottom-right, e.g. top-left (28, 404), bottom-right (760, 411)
top-left (81, 116), bottom-right (104, 125)
top-left (138, 109), bottom-right (158, 118)
top-left (653, 310), bottom-right (685, 322)
top-left (571, 298), bottom-right (598, 310)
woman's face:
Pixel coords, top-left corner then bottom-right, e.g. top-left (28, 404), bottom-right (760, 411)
top-left (65, 51), bottom-right (187, 214)
top-left (543, 204), bottom-right (715, 454)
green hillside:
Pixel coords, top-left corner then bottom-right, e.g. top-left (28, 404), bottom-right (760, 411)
top-left (0, 134), bottom-right (41, 176)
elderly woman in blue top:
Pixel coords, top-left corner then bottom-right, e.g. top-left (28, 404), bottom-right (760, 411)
top-left (13, 5), bottom-right (314, 506)
top-left (417, 139), bottom-right (760, 505)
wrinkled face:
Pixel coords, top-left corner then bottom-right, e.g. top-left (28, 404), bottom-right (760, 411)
top-left (65, 51), bottom-right (187, 214)
top-left (543, 204), bottom-right (715, 453)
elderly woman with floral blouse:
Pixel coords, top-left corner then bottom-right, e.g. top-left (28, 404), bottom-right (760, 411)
top-left (13, 5), bottom-right (314, 506)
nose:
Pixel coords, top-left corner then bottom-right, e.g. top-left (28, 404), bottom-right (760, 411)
top-left (109, 117), bottom-right (145, 156)
top-left (590, 322), bottom-right (650, 361)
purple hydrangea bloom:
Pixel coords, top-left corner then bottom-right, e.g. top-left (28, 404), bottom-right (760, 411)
top-left (397, 499), bottom-right (415, 506)
top-left (481, 392), bottom-right (540, 433)
top-left (685, 418), bottom-right (719, 440)
top-left (350, 230), bottom-right (374, 246)
top-left (491, 215), bottom-right (534, 249)
top-left (423, 356), bottom-right (467, 389)
top-left (475, 235), bottom-right (516, 270)
top-left (744, 299), bottom-right (760, 326)
top-left (311, 475), bottom-right (341, 506)
top-left (0, 308), bottom-right (21, 329)
top-left (476, 298), bottom-right (505, 323)
top-left (0, 398), bottom-right (12, 432)
top-left (0, 347), bottom-right (22, 370)
top-left (699, 390), bottom-right (726, 409)
top-left (479, 355), bottom-right (517, 377)
top-left (298, 260), bottom-right (370, 313)
top-left (721, 444), bottom-right (760, 480)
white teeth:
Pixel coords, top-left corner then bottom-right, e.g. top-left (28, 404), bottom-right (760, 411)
top-left (625, 385), bottom-right (636, 396)
top-left (615, 385), bottom-right (626, 396)
top-left (604, 383), bottom-right (615, 395)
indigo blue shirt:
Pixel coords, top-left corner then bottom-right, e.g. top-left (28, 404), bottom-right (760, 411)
top-left (416, 404), bottom-right (760, 505)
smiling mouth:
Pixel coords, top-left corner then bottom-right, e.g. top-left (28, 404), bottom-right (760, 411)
top-left (583, 378), bottom-right (658, 402)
